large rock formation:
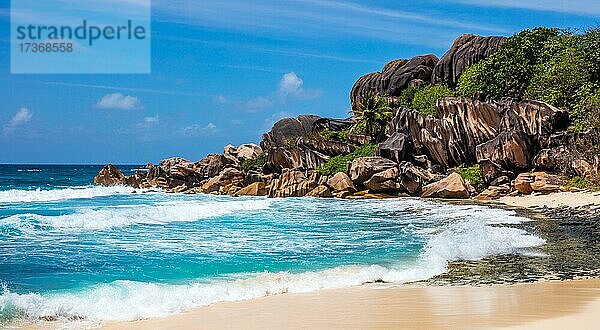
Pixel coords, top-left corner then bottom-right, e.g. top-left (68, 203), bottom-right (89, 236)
top-left (432, 34), bottom-right (507, 87)
top-left (350, 55), bottom-right (439, 109)
top-left (421, 173), bottom-right (470, 199)
top-left (94, 164), bottom-right (127, 186)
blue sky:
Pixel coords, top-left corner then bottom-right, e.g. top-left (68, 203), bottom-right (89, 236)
top-left (0, 0), bottom-right (598, 164)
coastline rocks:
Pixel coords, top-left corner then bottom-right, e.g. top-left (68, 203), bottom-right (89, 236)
top-left (376, 132), bottom-right (409, 164)
top-left (306, 185), bottom-right (334, 198)
top-left (94, 164), bottom-right (127, 186)
top-left (201, 168), bottom-right (244, 195)
top-left (349, 157), bottom-right (397, 185)
top-left (421, 173), bottom-right (470, 199)
top-left (432, 34), bottom-right (507, 87)
top-left (268, 169), bottom-right (320, 198)
top-left (397, 161), bottom-right (438, 195)
top-left (327, 172), bottom-right (356, 194)
top-left (364, 167), bottom-right (399, 192)
top-left (513, 172), bottom-right (565, 195)
top-left (235, 182), bottom-right (267, 197)
top-left (351, 55), bottom-right (439, 109)
top-left (476, 130), bottom-right (532, 171)
top-left (264, 146), bottom-right (330, 174)
top-left (534, 129), bottom-right (600, 177)
top-left (474, 185), bottom-right (512, 201)
top-left (261, 115), bottom-right (322, 149)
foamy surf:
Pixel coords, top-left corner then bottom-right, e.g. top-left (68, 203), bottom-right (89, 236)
top-left (0, 199), bottom-right (272, 231)
top-left (0, 202), bottom-right (544, 323)
top-left (0, 186), bottom-right (136, 203)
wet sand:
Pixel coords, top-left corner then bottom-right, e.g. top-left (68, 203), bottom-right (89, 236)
top-left (103, 279), bottom-right (600, 330)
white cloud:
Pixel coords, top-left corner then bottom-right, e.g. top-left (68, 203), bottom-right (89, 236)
top-left (96, 93), bottom-right (141, 110)
top-left (278, 72), bottom-right (304, 97)
top-left (144, 115), bottom-right (159, 124)
top-left (7, 108), bottom-right (33, 127)
top-left (4, 108), bottom-right (33, 133)
top-left (220, 72), bottom-right (320, 113)
top-left (179, 123), bottom-right (217, 137)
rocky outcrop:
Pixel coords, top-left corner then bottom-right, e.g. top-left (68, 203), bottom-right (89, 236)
top-left (306, 185), bottom-right (334, 198)
top-left (349, 157), bottom-right (397, 185)
top-left (432, 34), bottom-right (507, 87)
top-left (421, 173), bottom-right (470, 199)
top-left (201, 168), bottom-right (245, 195)
top-left (327, 172), bottom-right (356, 194)
top-left (351, 55), bottom-right (439, 109)
top-left (94, 164), bottom-right (127, 186)
top-left (235, 182), bottom-right (267, 197)
top-left (364, 167), bottom-right (400, 192)
top-left (268, 169), bottom-right (322, 198)
top-left (514, 172), bottom-right (564, 195)
top-left (534, 129), bottom-right (600, 177)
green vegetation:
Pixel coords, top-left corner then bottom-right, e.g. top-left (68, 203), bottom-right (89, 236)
top-left (454, 164), bottom-right (486, 192)
top-left (395, 84), bottom-right (454, 116)
top-left (565, 174), bottom-right (600, 191)
top-left (317, 143), bottom-right (376, 176)
top-left (240, 153), bottom-right (266, 171)
top-left (456, 26), bottom-right (600, 131)
top-left (412, 84), bottom-right (455, 116)
top-left (352, 92), bottom-right (394, 139)
top-left (318, 128), bottom-right (350, 142)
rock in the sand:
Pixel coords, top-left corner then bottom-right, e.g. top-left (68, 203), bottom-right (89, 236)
top-left (514, 172), bottom-right (564, 195)
top-left (421, 172), bottom-right (470, 199)
top-left (327, 172), bottom-right (356, 193)
top-left (364, 167), bottom-right (400, 192)
top-left (349, 157), bottom-right (397, 185)
top-left (306, 185), bottom-right (333, 198)
top-left (94, 164), bottom-right (127, 186)
top-left (235, 182), bottom-right (267, 197)
top-left (475, 185), bottom-right (511, 201)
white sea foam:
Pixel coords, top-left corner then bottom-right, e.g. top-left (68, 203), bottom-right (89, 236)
top-left (0, 199), bottom-right (272, 231)
top-left (0, 201), bottom-right (545, 323)
top-left (0, 186), bottom-right (136, 203)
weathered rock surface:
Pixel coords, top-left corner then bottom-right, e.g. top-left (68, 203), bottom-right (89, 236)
top-left (94, 164), bottom-right (126, 186)
top-left (534, 129), bottom-right (600, 177)
top-left (432, 34), bottom-right (507, 87)
top-left (351, 55), bottom-right (439, 109)
top-left (513, 172), bottom-right (564, 195)
top-left (349, 157), bottom-right (397, 185)
top-left (327, 172), bottom-right (356, 193)
top-left (268, 169), bottom-right (320, 198)
top-left (235, 182), bottom-right (267, 197)
top-left (364, 167), bottom-right (400, 192)
top-left (201, 168), bottom-right (244, 195)
top-left (421, 173), bottom-right (470, 199)
top-left (306, 185), bottom-right (334, 198)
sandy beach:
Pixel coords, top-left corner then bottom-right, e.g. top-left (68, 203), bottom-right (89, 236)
top-left (102, 279), bottom-right (600, 330)
top-left (496, 191), bottom-right (600, 209)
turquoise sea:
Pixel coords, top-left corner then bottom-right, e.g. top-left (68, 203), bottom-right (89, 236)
top-left (0, 165), bottom-right (545, 325)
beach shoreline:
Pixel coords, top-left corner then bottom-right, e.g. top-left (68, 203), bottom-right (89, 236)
top-left (101, 278), bottom-right (600, 330)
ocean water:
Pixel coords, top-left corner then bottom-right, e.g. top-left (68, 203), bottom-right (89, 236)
top-left (0, 165), bottom-right (545, 325)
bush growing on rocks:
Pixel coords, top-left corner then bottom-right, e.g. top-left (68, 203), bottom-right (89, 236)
top-left (318, 144), bottom-right (376, 176)
top-left (565, 174), bottom-right (600, 191)
top-left (454, 164), bottom-right (486, 193)
top-left (412, 84), bottom-right (455, 116)
top-left (351, 92), bottom-right (394, 139)
top-left (240, 153), bottom-right (266, 171)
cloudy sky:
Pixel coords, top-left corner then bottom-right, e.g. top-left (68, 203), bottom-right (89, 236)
top-left (0, 0), bottom-right (598, 164)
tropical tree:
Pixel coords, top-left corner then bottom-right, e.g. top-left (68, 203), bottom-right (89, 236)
top-left (352, 92), bottom-right (394, 140)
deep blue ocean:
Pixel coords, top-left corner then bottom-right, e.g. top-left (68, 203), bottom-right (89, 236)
top-left (0, 164), bottom-right (545, 325)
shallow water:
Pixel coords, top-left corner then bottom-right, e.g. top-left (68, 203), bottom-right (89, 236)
top-left (0, 165), bottom-right (544, 324)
